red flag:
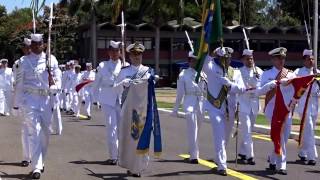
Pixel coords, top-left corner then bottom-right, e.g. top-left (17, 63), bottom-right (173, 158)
top-left (75, 80), bottom-right (94, 92)
top-left (270, 75), bottom-right (314, 155)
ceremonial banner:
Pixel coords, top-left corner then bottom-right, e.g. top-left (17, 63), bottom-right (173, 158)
top-left (270, 75), bottom-right (314, 155)
top-left (119, 75), bottom-right (162, 173)
top-left (195, 0), bottom-right (223, 82)
top-left (75, 80), bottom-right (94, 92)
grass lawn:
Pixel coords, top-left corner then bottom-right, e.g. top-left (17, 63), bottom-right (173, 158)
top-left (256, 114), bottom-right (300, 126)
top-left (156, 101), bottom-right (320, 136)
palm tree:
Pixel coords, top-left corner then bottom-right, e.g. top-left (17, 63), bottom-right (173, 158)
top-left (30, 0), bottom-right (46, 15)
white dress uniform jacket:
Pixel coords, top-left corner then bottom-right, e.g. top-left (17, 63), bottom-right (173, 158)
top-left (260, 66), bottom-right (295, 170)
top-left (294, 67), bottom-right (320, 161)
top-left (202, 55), bottom-right (245, 171)
top-left (16, 52), bottom-right (61, 172)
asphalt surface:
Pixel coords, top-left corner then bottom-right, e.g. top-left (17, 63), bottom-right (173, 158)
top-left (0, 105), bottom-right (319, 180)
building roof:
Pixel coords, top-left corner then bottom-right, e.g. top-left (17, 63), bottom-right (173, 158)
top-left (89, 17), bottom-right (306, 35)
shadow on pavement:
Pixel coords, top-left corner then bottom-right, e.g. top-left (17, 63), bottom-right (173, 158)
top-left (305, 170), bottom-right (320, 174)
top-left (0, 172), bottom-right (28, 180)
top-left (85, 168), bottom-right (128, 180)
top-left (85, 125), bottom-right (106, 127)
top-left (287, 160), bottom-right (308, 165)
top-left (156, 159), bottom-right (185, 163)
top-left (238, 170), bottom-right (280, 180)
top-left (150, 170), bottom-right (213, 177)
top-left (0, 161), bottom-right (22, 167)
top-left (69, 160), bottom-right (106, 165)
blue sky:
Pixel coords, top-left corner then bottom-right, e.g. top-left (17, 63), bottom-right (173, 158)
top-left (1, 0), bottom-right (60, 13)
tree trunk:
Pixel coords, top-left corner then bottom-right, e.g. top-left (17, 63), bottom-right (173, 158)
top-left (155, 26), bottom-right (160, 74)
top-left (91, 11), bottom-right (97, 67)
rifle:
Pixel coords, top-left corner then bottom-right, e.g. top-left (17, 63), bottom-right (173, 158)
top-left (46, 3), bottom-right (54, 87)
top-left (234, 102), bottom-right (240, 168)
top-left (242, 28), bottom-right (259, 79)
top-left (185, 30), bottom-right (194, 53)
top-left (120, 11), bottom-right (126, 66)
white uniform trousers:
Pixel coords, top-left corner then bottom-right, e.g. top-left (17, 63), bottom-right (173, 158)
top-left (269, 117), bottom-right (292, 170)
top-left (0, 89), bottom-right (4, 114)
top-left (84, 93), bottom-right (93, 116)
top-left (60, 92), bottom-right (65, 109)
top-left (21, 120), bottom-right (31, 162)
top-left (71, 92), bottom-right (79, 116)
top-left (208, 108), bottom-right (228, 170)
top-left (239, 111), bottom-right (257, 158)
top-left (225, 110), bottom-right (235, 146)
top-left (298, 114), bottom-right (318, 161)
top-left (24, 107), bottom-right (52, 171)
top-left (185, 109), bottom-right (202, 160)
top-left (102, 104), bottom-right (120, 160)
top-left (65, 92), bottom-right (73, 111)
top-left (3, 90), bottom-right (12, 115)
top-left (52, 107), bottom-right (63, 135)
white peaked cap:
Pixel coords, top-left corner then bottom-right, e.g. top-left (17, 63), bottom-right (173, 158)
top-left (242, 49), bottom-right (253, 56)
top-left (0, 59), bottom-right (8, 63)
top-left (86, 62), bottom-right (92, 66)
top-left (126, 42), bottom-right (145, 53)
top-left (215, 47), bottom-right (234, 57)
top-left (268, 47), bottom-right (287, 56)
top-left (188, 51), bottom-right (197, 59)
top-left (303, 49), bottom-right (313, 56)
top-left (59, 64), bottom-right (66, 68)
top-left (110, 40), bottom-right (121, 49)
top-left (31, 34), bottom-right (43, 42)
top-left (69, 60), bottom-right (75, 64)
top-left (24, 38), bottom-right (31, 46)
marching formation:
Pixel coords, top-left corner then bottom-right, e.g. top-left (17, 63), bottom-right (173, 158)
top-left (0, 30), bottom-right (319, 179)
top-left (171, 45), bottom-right (320, 176)
top-left (0, 31), bottom-right (319, 179)
top-left (1, 29), bottom-right (161, 179)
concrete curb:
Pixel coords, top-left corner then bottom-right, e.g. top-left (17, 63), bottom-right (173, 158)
top-left (158, 108), bottom-right (320, 145)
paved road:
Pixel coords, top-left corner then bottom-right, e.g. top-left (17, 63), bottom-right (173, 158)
top-left (0, 105), bottom-right (319, 180)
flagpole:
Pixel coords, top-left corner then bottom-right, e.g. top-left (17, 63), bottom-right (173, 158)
top-left (313, 0), bottom-right (318, 68)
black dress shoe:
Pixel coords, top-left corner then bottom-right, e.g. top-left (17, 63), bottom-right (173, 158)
top-left (298, 154), bottom-right (307, 161)
top-left (41, 166), bottom-right (45, 173)
top-left (31, 172), bottom-right (41, 179)
top-left (127, 170), bottom-right (141, 177)
top-left (267, 164), bottom-right (276, 172)
top-left (21, 160), bottom-right (30, 167)
top-left (87, 116), bottom-right (91, 120)
top-left (277, 169), bottom-right (287, 175)
top-left (247, 158), bottom-right (256, 165)
top-left (183, 158), bottom-right (199, 164)
top-left (307, 160), bottom-right (316, 166)
top-left (189, 159), bottom-right (199, 164)
top-left (217, 169), bottom-right (227, 176)
top-left (104, 159), bottom-right (118, 165)
top-left (238, 154), bottom-right (247, 160)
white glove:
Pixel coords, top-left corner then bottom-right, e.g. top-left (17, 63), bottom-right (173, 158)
top-left (279, 78), bottom-right (290, 85)
top-left (267, 80), bottom-right (277, 89)
top-left (122, 78), bottom-right (131, 87)
top-left (49, 85), bottom-right (59, 94)
top-left (170, 111), bottom-right (178, 117)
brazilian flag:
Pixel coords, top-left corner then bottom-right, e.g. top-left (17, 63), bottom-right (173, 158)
top-left (195, 0), bottom-right (223, 82)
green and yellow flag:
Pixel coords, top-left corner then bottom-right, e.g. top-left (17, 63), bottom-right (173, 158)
top-left (195, 0), bottom-right (223, 82)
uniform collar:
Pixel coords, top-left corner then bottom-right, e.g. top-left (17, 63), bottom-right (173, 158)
top-left (110, 59), bottom-right (120, 64)
top-left (272, 66), bottom-right (281, 74)
top-left (132, 64), bottom-right (142, 70)
top-left (30, 52), bottom-right (45, 59)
